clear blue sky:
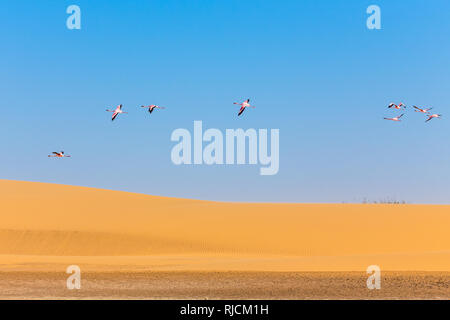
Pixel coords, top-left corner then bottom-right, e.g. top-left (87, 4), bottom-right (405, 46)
top-left (1, 0), bottom-right (449, 203)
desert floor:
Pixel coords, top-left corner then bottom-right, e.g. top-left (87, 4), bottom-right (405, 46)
top-left (1, 180), bottom-right (449, 299)
top-left (0, 271), bottom-right (449, 299)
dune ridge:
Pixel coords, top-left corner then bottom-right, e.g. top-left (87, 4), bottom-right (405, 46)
top-left (1, 179), bottom-right (450, 271)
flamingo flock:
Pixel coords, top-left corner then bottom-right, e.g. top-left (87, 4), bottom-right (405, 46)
top-left (48, 97), bottom-right (443, 158)
top-left (106, 104), bottom-right (167, 121)
top-left (384, 102), bottom-right (443, 123)
top-left (51, 98), bottom-right (254, 158)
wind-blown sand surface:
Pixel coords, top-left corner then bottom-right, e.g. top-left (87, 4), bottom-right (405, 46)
top-left (0, 180), bottom-right (449, 299)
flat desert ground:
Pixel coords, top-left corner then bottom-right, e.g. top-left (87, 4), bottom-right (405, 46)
top-left (0, 180), bottom-right (449, 299)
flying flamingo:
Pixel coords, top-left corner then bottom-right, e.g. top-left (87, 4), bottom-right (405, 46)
top-left (48, 151), bottom-right (71, 158)
top-left (413, 106), bottom-right (433, 113)
top-left (388, 102), bottom-right (406, 110)
top-left (141, 105), bottom-right (165, 114)
top-left (384, 114), bottom-right (404, 122)
top-left (106, 104), bottom-right (127, 121)
top-left (425, 113), bottom-right (442, 122)
top-left (233, 98), bottom-right (255, 116)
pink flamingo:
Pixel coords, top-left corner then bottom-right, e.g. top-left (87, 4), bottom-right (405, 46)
top-left (48, 151), bottom-right (71, 158)
top-left (384, 114), bottom-right (404, 122)
top-left (141, 105), bottom-right (165, 114)
top-left (425, 113), bottom-right (442, 122)
top-left (388, 102), bottom-right (406, 110)
top-left (106, 104), bottom-right (127, 121)
top-left (233, 98), bottom-right (255, 116)
top-left (413, 106), bottom-right (433, 113)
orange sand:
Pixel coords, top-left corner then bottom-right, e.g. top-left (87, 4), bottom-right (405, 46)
top-left (0, 180), bottom-right (449, 272)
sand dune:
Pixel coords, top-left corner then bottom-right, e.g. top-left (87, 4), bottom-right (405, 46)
top-left (1, 179), bottom-right (450, 272)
